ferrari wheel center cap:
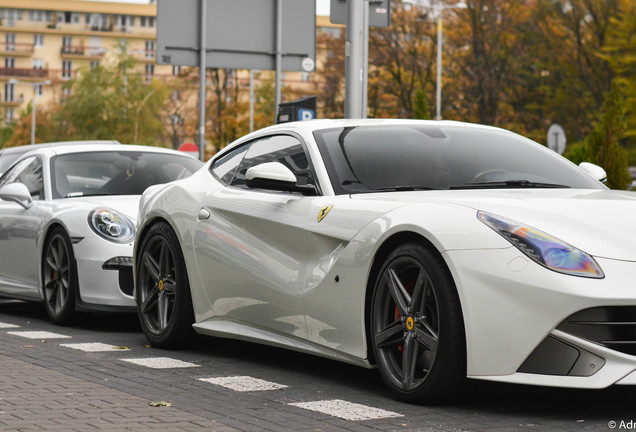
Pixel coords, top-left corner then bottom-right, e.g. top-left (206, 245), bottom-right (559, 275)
top-left (406, 316), bottom-right (414, 331)
top-left (158, 280), bottom-right (164, 291)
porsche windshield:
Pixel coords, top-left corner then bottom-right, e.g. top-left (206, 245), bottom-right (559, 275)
top-left (50, 151), bottom-right (202, 198)
top-left (313, 124), bottom-right (605, 194)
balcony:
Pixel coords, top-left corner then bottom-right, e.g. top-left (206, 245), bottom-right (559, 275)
top-left (61, 45), bottom-right (106, 59)
top-left (0, 99), bottom-right (22, 107)
top-left (0, 68), bottom-right (49, 79)
top-left (0, 42), bottom-right (35, 56)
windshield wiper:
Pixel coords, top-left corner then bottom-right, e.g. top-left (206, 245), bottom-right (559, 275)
top-left (65, 192), bottom-right (116, 198)
top-left (371, 185), bottom-right (436, 192)
top-left (449, 180), bottom-right (571, 190)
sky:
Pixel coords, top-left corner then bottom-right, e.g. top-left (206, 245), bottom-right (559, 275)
top-left (80, 0), bottom-right (331, 16)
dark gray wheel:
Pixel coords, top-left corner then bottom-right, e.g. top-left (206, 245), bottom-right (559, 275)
top-left (136, 221), bottom-right (195, 348)
top-left (43, 227), bottom-right (77, 325)
top-left (371, 242), bottom-right (465, 404)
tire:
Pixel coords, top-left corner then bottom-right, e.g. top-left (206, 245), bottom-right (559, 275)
top-left (136, 221), bottom-right (195, 348)
top-left (42, 227), bottom-right (78, 325)
top-left (370, 242), bottom-right (466, 404)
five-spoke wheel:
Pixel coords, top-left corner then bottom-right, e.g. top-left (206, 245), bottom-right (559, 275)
top-left (136, 221), bottom-right (195, 347)
top-left (42, 227), bottom-right (77, 325)
top-left (371, 242), bottom-right (465, 403)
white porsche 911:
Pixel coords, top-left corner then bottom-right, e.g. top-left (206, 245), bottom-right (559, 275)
top-left (134, 119), bottom-right (636, 403)
top-left (0, 143), bottom-right (202, 324)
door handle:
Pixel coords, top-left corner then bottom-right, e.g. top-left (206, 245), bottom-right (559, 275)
top-left (197, 208), bottom-right (210, 221)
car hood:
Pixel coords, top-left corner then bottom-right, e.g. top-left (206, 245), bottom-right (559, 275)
top-left (352, 188), bottom-right (636, 261)
top-left (57, 195), bottom-right (140, 222)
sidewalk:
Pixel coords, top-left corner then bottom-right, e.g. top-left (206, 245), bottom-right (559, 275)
top-left (0, 354), bottom-right (238, 432)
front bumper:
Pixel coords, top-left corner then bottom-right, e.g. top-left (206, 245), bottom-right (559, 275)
top-left (444, 247), bottom-right (636, 388)
top-left (73, 236), bottom-right (136, 311)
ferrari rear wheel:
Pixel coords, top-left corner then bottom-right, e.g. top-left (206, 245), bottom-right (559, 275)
top-left (371, 242), bottom-right (465, 404)
top-left (136, 221), bottom-right (195, 348)
top-left (42, 227), bottom-right (77, 325)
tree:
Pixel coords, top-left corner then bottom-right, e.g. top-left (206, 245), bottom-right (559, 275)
top-left (575, 82), bottom-right (630, 189)
top-left (49, 46), bottom-right (169, 145)
top-left (412, 87), bottom-right (431, 119)
top-left (368, 0), bottom-right (437, 118)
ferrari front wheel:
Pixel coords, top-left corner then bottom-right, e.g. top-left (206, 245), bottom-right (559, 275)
top-left (371, 242), bottom-right (466, 404)
top-left (136, 221), bottom-right (195, 348)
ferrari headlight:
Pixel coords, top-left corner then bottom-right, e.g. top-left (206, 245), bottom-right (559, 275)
top-left (89, 208), bottom-right (135, 244)
top-left (478, 211), bottom-right (604, 279)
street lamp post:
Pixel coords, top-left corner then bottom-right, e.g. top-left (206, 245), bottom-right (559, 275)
top-left (8, 78), bottom-right (51, 144)
top-left (404, 0), bottom-right (466, 120)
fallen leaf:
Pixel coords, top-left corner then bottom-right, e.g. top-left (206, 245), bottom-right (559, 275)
top-left (149, 401), bottom-right (172, 407)
top-left (112, 346), bottom-right (130, 350)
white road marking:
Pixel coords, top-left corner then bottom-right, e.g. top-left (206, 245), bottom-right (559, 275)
top-left (7, 331), bottom-right (71, 339)
top-left (198, 376), bottom-right (287, 392)
top-left (60, 343), bottom-right (130, 352)
top-left (0, 322), bottom-right (19, 329)
top-left (289, 399), bottom-right (403, 421)
top-left (122, 357), bottom-right (199, 369)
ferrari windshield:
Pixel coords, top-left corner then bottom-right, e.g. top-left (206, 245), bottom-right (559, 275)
top-left (51, 151), bottom-right (202, 199)
top-left (313, 124), bottom-right (605, 194)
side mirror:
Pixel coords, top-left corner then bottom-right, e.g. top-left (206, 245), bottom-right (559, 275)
top-left (0, 183), bottom-right (34, 209)
top-left (245, 162), bottom-right (317, 196)
top-left (579, 162), bottom-right (607, 184)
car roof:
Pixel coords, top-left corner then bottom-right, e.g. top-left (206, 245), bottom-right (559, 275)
top-left (42, 143), bottom-right (193, 157)
top-left (0, 140), bottom-right (121, 156)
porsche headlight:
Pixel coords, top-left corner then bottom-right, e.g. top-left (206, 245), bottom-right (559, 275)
top-left (89, 208), bottom-right (135, 244)
top-left (477, 211), bottom-right (604, 279)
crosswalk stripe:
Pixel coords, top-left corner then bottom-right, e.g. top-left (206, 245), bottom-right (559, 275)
top-left (0, 322), bottom-right (19, 329)
top-left (7, 331), bottom-right (71, 339)
top-left (60, 342), bottom-right (131, 352)
top-left (121, 357), bottom-right (199, 369)
top-left (288, 399), bottom-right (403, 421)
top-left (198, 376), bottom-right (287, 392)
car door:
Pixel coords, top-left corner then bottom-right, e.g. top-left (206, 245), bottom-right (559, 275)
top-left (193, 134), bottom-right (321, 339)
top-left (0, 156), bottom-right (47, 297)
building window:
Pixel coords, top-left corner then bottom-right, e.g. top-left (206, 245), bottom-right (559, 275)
top-left (301, 72), bottom-right (311, 82)
top-left (2, 8), bottom-right (23, 25)
top-left (90, 60), bottom-right (100, 69)
top-left (145, 63), bottom-right (154, 81)
top-left (117, 15), bottom-right (135, 29)
top-left (33, 58), bottom-right (44, 69)
top-left (5, 57), bottom-right (15, 68)
top-left (34, 83), bottom-right (43, 97)
top-left (145, 40), bottom-right (155, 58)
top-left (28, 10), bottom-right (49, 22)
top-left (172, 65), bottom-right (181, 76)
top-left (4, 82), bottom-right (15, 103)
top-left (86, 13), bottom-right (108, 30)
top-left (5, 33), bottom-right (15, 51)
top-left (140, 16), bottom-right (155, 28)
top-left (62, 60), bottom-right (72, 79)
top-left (5, 108), bottom-right (15, 122)
top-left (34, 33), bottom-right (44, 47)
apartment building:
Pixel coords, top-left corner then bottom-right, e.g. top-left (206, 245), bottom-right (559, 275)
top-left (0, 0), bottom-right (170, 124)
top-left (0, 0), bottom-right (341, 127)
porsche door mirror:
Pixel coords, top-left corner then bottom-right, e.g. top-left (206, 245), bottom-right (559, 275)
top-left (245, 162), bottom-right (317, 196)
top-left (0, 183), bottom-right (34, 209)
top-left (579, 162), bottom-right (607, 184)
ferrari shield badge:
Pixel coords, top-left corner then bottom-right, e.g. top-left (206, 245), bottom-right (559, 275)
top-left (317, 205), bottom-right (333, 222)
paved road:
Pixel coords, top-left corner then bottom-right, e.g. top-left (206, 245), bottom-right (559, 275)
top-left (0, 299), bottom-right (632, 431)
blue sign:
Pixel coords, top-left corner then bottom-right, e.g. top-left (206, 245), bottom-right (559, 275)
top-left (298, 108), bottom-right (315, 121)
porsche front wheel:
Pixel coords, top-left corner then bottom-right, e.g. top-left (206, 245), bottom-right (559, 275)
top-left (136, 222), bottom-right (195, 348)
top-left (42, 227), bottom-right (78, 325)
top-left (371, 242), bottom-right (466, 404)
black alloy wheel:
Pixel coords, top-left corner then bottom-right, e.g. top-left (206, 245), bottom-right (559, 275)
top-left (136, 221), bottom-right (195, 348)
top-left (371, 242), bottom-right (466, 404)
top-left (43, 227), bottom-right (77, 325)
